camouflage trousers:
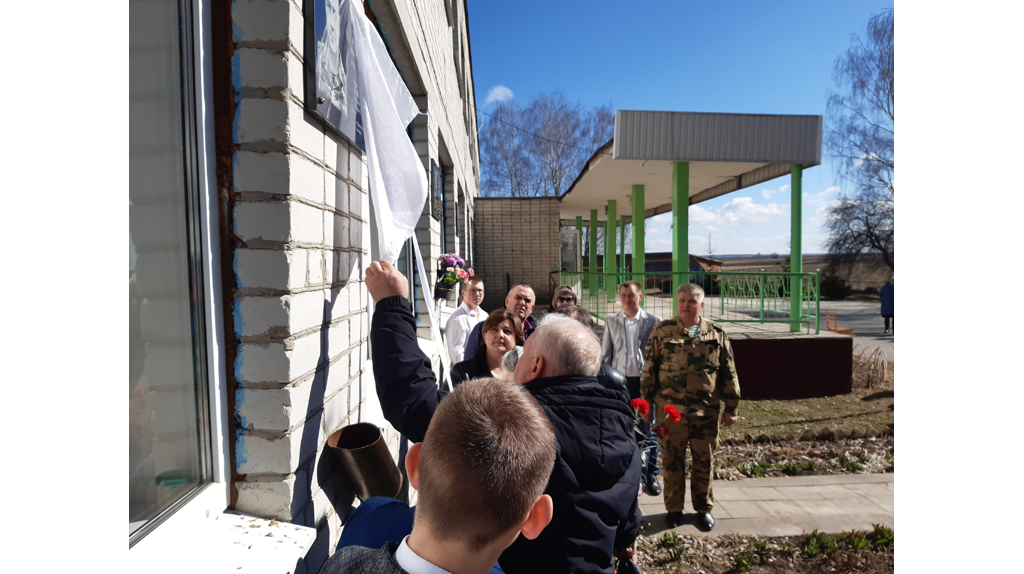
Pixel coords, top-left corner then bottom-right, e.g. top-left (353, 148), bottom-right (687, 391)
top-left (658, 409), bottom-right (720, 513)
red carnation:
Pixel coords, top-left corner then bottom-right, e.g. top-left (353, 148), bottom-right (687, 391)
top-left (630, 398), bottom-right (650, 416)
top-left (660, 426), bottom-right (670, 436)
top-left (664, 405), bottom-right (682, 423)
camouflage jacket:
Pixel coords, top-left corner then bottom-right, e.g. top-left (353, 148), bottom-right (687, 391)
top-left (640, 316), bottom-right (740, 416)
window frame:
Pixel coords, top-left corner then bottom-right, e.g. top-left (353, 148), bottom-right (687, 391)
top-left (129, 0), bottom-right (232, 553)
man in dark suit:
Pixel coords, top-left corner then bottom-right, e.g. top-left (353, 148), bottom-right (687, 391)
top-left (320, 378), bottom-right (557, 574)
top-left (601, 281), bottom-right (663, 495)
top-left (363, 260), bottom-right (642, 574)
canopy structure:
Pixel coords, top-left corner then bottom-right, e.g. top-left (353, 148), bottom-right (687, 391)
top-left (560, 110), bottom-right (822, 331)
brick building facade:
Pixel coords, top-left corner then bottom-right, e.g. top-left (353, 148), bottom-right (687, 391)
top-left (129, 0), bottom-right (479, 571)
top-left (473, 197), bottom-right (561, 311)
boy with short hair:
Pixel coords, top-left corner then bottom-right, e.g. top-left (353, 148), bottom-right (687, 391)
top-left (321, 378), bottom-right (557, 574)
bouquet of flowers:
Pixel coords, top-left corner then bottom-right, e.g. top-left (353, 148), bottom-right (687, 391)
top-left (629, 399), bottom-right (681, 438)
top-left (437, 253), bottom-right (473, 287)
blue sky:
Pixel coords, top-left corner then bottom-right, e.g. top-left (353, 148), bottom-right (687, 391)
top-left (467, 0), bottom-right (894, 255)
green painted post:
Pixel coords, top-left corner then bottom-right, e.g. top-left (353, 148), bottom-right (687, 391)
top-left (759, 269), bottom-right (765, 323)
top-left (619, 215), bottom-right (626, 282)
top-left (672, 162), bottom-right (690, 314)
top-left (589, 209), bottom-right (598, 298)
top-left (815, 269), bottom-right (821, 335)
top-left (632, 185), bottom-right (645, 290)
top-left (790, 165), bottom-right (803, 332)
top-left (605, 200), bottom-right (617, 301)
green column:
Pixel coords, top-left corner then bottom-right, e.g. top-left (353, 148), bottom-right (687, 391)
top-left (790, 164), bottom-right (803, 332)
top-left (672, 162), bottom-right (690, 312)
top-left (589, 209), bottom-right (598, 298)
top-left (575, 215), bottom-right (583, 273)
top-left (619, 215), bottom-right (626, 282)
top-left (605, 200), bottom-right (617, 301)
top-left (632, 185), bottom-right (645, 287)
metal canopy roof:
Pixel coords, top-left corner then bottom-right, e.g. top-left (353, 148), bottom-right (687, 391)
top-left (559, 110), bottom-right (822, 223)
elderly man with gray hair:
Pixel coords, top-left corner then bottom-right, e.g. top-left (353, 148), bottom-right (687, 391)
top-left (366, 260), bottom-right (642, 574)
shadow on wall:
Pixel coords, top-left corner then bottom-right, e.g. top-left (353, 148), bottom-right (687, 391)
top-left (292, 245), bottom-right (361, 573)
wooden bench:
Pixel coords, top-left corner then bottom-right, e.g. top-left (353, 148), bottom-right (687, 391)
top-left (825, 311), bottom-right (853, 335)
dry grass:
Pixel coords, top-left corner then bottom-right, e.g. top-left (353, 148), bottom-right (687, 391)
top-left (720, 358), bottom-right (894, 442)
top-left (634, 527), bottom-right (894, 574)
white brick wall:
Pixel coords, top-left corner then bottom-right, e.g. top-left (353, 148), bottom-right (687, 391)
top-left (229, 0), bottom-right (369, 561)
top-left (226, 0), bottom-right (480, 568)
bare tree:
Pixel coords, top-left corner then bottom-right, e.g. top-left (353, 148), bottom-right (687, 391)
top-left (479, 92), bottom-right (613, 198)
top-left (480, 101), bottom-right (536, 197)
top-left (824, 10), bottom-right (894, 271)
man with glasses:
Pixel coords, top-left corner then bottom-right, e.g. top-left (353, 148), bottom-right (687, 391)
top-left (601, 281), bottom-right (663, 495)
top-left (445, 276), bottom-right (487, 364)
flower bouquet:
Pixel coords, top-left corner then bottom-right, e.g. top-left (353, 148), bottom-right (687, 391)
top-left (630, 399), bottom-right (681, 445)
top-left (434, 253), bottom-right (473, 302)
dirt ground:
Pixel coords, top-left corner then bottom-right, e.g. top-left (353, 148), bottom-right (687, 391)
top-left (634, 527), bottom-right (894, 574)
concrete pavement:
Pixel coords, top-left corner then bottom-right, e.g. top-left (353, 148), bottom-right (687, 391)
top-left (639, 473), bottom-right (894, 537)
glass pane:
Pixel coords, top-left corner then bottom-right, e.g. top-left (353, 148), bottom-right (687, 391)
top-left (129, 0), bottom-right (207, 537)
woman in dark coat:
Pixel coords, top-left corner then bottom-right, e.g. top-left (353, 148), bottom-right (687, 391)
top-left (879, 276), bottom-right (894, 333)
top-left (450, 310), bottom-right (523, 386)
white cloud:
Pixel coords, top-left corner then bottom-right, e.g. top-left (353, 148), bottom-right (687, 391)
top-left (804, 186), bottom-right (843, 209)
top-left (761, 184), bottom-right (789, 200)
top-left (688, 204), bottom-right (716, 224)
top-left (719, 197), bottom-right (784, 226)
top-left (484, 85), bottom-right (514, 105)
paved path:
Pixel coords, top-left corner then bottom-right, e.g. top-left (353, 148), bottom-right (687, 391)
top-left (639, 473), bottom-right (893, 537)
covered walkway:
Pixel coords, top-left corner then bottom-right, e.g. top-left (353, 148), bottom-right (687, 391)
top-left (559, 110), bottom-right (823, 332)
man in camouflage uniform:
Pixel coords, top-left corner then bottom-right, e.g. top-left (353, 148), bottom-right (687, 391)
top-left (641, 283), bottom-right (740, 531)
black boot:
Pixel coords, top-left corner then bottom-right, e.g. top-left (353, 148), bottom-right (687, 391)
top-left (644, 474), bottom-right (662, 496)
top-left (665, 511), bottom-right (685, 528)
top-left (696, 513), bottom-right (715, 532)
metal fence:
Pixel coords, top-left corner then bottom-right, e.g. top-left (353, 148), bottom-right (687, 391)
top-left (560, 269), bottom-right (821, 334)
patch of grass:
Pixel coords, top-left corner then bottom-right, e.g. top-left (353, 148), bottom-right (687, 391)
top-left (803, 460), bottom-right (817, 472)
top-left (660, 531), bottom-right (682, 547)
top-left (782, 462), bottom-right (800, 475)
top-left (719, 364), bottom-right (894, 441)
top-left (730, 552), bottom-right (755, 573)
top-left (845, 533), bottom-right (871, 551)
top-left (637, 529), bottom-right (894, 574)
top-left (871, 524), bottom-right (894, 547)
top-left (777, 541), bottom-right (798, 555)
top-left (842, 459), bottom-right (865, 473)
top-left (804, 530), bottom-right (839, 557)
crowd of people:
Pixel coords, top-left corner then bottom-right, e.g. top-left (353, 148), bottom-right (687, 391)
top-left (321, 261), bottom-right (741, 574)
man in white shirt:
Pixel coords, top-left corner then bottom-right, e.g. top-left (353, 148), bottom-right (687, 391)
top-left (601, 281), bottom-right (664, 496)
top-left (320, 378), bottom-right (556, 574)
top-left (445, 277), bottom-right (487, 364)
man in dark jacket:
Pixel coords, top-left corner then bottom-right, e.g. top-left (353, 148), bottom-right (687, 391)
top-left (462, 284), bottom-right (537, 359)
top-left (366, 260), bottom-right (642, 574)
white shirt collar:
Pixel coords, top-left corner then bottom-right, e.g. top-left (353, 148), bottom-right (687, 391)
top-left (458, 301), bottom-right (483, 317)
top-left (395, 536), bottom-right (451, 574)
top-left (623, 308), bottom-right (644, 323)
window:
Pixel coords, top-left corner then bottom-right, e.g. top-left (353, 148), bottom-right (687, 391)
top-left (129, 0), bottom-right (212, 546)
